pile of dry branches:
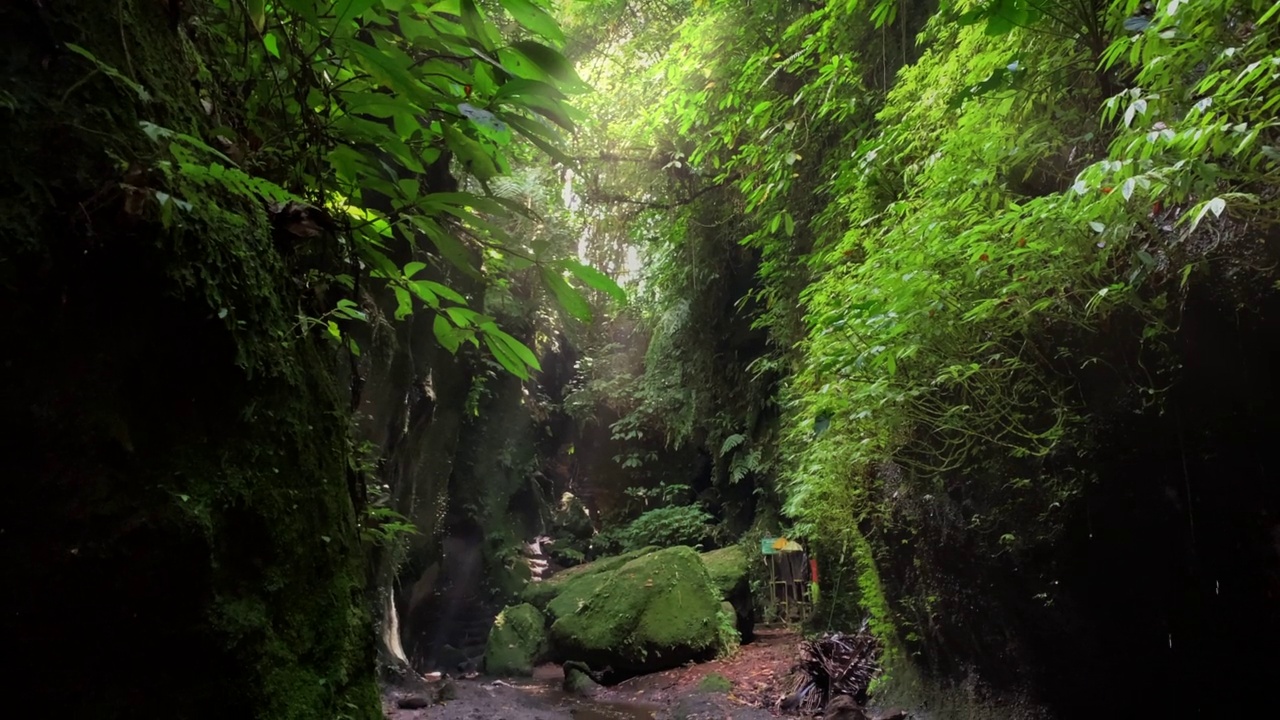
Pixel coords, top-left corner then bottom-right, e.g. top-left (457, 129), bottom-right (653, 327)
top-left (776, 622), bottom-right (881, 715)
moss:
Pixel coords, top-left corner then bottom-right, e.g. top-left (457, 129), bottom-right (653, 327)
top-left (484, 603), bottom-right (549, 676)
top-left (716, 602), bottom-right (741, 657)
top-left (548, 546), bottom-right (721, 675)
top-left (697, 673), bottom-right (733, 693)
top-left (1, 3), bottom-right (377, 717)
top-left (563, 662), bottom-right (602, 697)
top-left (522, 546), bottom-right (659, 610)
top-left (701, 546), bottom-right (749, 598)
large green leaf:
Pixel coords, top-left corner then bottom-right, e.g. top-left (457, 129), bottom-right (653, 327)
top-left (421, 280), bottom-right (467, 304)
top-left (484, 333), bottom-right (530, 379)
top-left (503, 95), bottom-right (576, 133)
top-left (442, 124), bottom-right (501, 179)
top-left (333, 0), bottom-right (380, 24)
top-left (247, 0), bottom-right (266, 32)
top-left (562, 259), bottom-right (627, 303)
top-left (344, 39), bottom-right (447, 112)
top-left (508, 41), bottom-right (590, 92)
top-left (433, 314), bottom-right (465, 353)
top-left (498, 0), bottom-right (565, 45)
top-left (493, 78), bottom-right (567, 103)
top-left (540, 266), bottom-right (592, 322)
top-left (488, 327), bottom-right (542, 371)
top-left (410, 216), bottom-right (482, 278)
top-left (460, 0), bottom-right (498, 51)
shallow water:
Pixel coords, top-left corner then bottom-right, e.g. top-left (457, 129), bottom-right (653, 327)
top-left (512, 674), bottom-right (658, 720)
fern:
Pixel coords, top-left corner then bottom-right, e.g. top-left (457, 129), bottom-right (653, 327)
top-left (719, 433), bottom-right (746, 456)
top-left (729, 448), bottom-right (761, 485)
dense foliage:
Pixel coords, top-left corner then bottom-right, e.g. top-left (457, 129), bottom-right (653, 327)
top-left (11, 0), bottom-right (1280, 714)
top-left (560, 0), bottom-right (1280, 703)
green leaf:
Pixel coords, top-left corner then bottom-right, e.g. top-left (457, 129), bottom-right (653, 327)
top-left (562, 259), bottom-right (626, 303)
top-left (540, 266), bottom-right (592, 322)
top-left (421, 280), bottom-right (467, 304)
top-left (499, 0), bottom-right (565, 45)
top-left (493, 78), bottom-right (567, 103)
top-left (333, 0), bottom-right (380, 24)
top-left (391, 285), bottom-right (412, 319)
top-left (508, 41), bottom-right (589, 91)
top-left (504, 113), bottom-right (576, 166)
top-left (445, 306), bottom-right (487, 327)
top-left (720, 433), bottom-right (746, 456)
top-left (409, 280), bottom-right (441, 308)
top-left (247, 0), bottom-right (266, 32)
top-left (489, 327), bottom-right (542, 371)
top-left (484, 333), bottom-right (530, 379)
top-left (410, 216), bottom-right (482, 278)
top-left (344, 39), bottom-right (448, 112)
top-left (263, 32), bottom-right (281, 58)
top-left (64, 44), bottom-right (152, 102)
top-left (434, 314), bottom-right (464, 353)
top-left (442, 124), bottom-right (500, 180)
top-left (460, 0), bottom-right (497, 51)
top-left (403, 261), bottom-right (428, 279)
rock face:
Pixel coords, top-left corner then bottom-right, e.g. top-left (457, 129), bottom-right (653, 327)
top-left (700, 545), bottom-right (754, 642)
top-left (545, 546), bottom-right (724, 677)
top-left (0, 4), bottom-right (378, 718)
top-left (484, 603), bottom-right (549, 676)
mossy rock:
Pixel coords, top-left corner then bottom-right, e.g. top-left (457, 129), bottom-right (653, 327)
top-left (484, 603), bottom-right (548, 676)
top-left (552, 492), bottom-right (596, 541)
top-left (563, 662), bottom-right (602, 698)
top-left (521, 546), bottom-right (659, 610)
top-left (547, 546), bottom-right (722, 676)
top-left (698, 673), bottom-right (733, 693)
top-left (701, 546), bottom-right (749, 598)
top-left (493, 557), bottom-right (533, 600)
top-left (701, 545), bottom-right (755, 643)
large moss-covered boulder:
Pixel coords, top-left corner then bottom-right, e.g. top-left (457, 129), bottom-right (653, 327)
top-left (700, 546), bottom-right (754, 642)
top-left (547, 546), bottom-right (722, 676)
top-left (701, 546), bottom-right (749, 597)
top-left (484, 603), bottom-right (548, 676)
top-left (522, 546), bottom-right (658, 610)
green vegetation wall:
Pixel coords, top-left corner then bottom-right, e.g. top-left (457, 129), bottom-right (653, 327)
top-left (0, 3), bottom-right (377, 718)
top-left (563, 0), bottom-right (1280, 716)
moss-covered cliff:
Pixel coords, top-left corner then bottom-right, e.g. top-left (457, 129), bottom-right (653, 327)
top-left (0, 2), bottom-right (377, 717)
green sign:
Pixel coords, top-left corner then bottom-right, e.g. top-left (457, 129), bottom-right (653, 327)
top-left (761, 537), bottom-right (777, 555)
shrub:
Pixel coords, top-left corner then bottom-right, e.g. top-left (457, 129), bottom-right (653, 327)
top-left (616, 505), bottom-right (713, 552)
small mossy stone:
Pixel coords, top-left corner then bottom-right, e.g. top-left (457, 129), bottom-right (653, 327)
top-left (484, 603), bottom-right (549, 676)
top-left (697, 673), bottom-right (733, 693)
top-left (396, 695), bottom-right (430, 709)
top-left (563, 662), bottom-right (602, 697)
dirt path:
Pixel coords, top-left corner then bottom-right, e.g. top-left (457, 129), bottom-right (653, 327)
top-left (599, 627), bottom-right (799, 709)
